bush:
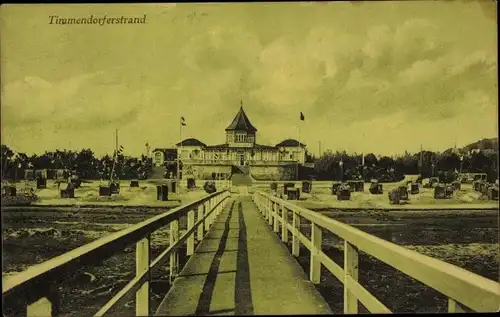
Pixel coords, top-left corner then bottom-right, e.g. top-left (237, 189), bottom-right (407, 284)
top-left (203, 181), bottom-right (217, 194)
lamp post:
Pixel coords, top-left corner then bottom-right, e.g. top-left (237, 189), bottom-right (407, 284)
top-left (431, 162), bottom-right (435, 177)
top-left (459, 156), bottom-right (464, 174)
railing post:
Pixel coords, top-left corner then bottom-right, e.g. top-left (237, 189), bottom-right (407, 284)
top-left (273, 201), bottom-right (279, 233)
top-left (214, 196), bottom-right (218, 216)
top-left (212, 197), bottom-right (217, 222)
top-left (344, 241), bottom-right (359, 314)
top-left (204, 201), bottom-right (210, 230)
top-left (292, 211), bottom-right (300, 256)
top-left (187, 208), bottom-right (195, 256)
top-left (169, 219), bottom-right (179, 284)
top-left (267, 199), bottom-right (272, 224)
top-left (136, 235), bottom-right (150, 316)
top-left (262, 196), bottom-right (266, 217)
top-left (281, 204), bottom-right (288, 243)
top-left (217, 195), bottom-right (222, 215)
top-left (310, 223), bottom-right (322, 283)
top-left (448, 299), bottom-right (465, 313)
top-left (197, 204), bottom-right (204, 241)
top-left (208, 199), bottom-right (213, 227)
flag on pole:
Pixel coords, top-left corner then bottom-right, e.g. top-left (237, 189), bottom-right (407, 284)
top-left (181, 116), bottom-right (186, 126)
top-left (300, 112), bottom-right (305, 121)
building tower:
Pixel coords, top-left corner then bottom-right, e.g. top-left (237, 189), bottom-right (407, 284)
top-left (225, 101), bottom-right (257, 148)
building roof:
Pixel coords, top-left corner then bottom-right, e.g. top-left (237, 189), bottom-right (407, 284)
top-left (276, 139), bottom-right (306, 147)
top-left (254, 144), bottom-right (277, 150)
top-left (205, 143), bottom-right (229, 149)
top-left (152, 148), bottom-right (167, 152)
top-left (205, 143), bottom-right (277, 150)
top-left (225, 106), bottom-right (258, 132)
top-left (152, 148), bottom-right (178, 156)
top-left (175, 138), bottom-right (207, 147)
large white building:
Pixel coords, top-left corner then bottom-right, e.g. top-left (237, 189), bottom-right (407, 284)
top-left (152, 105), bottom-right (307, 180)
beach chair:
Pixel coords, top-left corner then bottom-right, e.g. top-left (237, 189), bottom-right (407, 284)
top-left (398, 185), bottom-right (409, 200)
top-left (157, 185), bottom-right (169, 201)
top-left (287, 188), bottom-right (300, 200)
top-left (488, 186), bottom-right (499, 200)
top-left (337, 184), bottom-right (351, 200)
top-left (270, 182), bottom-right (278, 191)
top-left (302, 180), bottom-right (312, 193)
top-left (369, 181), bottom-right (383, 194)
top-left (388, 188), bottom-right (400, 204)
top-left (409, 182), bottom-right (419, 195)
top-left (331, 182), bottom-right (341, 195)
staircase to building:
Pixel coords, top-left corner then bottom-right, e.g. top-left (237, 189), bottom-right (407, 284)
top-left (149, 166), bottom-right (166, 180)
top-left (231, 165), bottom-right (252, 186)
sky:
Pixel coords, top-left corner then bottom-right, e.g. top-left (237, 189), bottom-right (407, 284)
top-left (1, 1), bottom-right (497, 157)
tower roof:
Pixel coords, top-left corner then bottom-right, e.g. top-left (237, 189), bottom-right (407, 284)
top-left (225, 105), bottom-right (257, 132)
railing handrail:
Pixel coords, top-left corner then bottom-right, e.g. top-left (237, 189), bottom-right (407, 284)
top-left (254, 190), bottom-right (500, 313)
top-left (2, 189), bottom-right (229, 301)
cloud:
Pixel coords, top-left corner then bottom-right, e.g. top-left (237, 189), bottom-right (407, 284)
top-left (2, 72), bottom-right (149, 129)
top-left (1, 72), bottom-right (155, 154)
top-left (398, 59), bottom-right (443, 84)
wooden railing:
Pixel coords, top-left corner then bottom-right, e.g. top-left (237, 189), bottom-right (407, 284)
top-left (252, 191), bottom-right (500, 314)
top-left (2, 189), bottom-right (231, 317)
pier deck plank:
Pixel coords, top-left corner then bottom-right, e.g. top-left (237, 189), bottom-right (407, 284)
top-left (155, 195), bottom-right (332, 316)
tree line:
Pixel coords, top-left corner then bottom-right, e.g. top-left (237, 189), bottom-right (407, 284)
top-left (1, 143), bottom-right (498, 182)
top-left (311, 148), bottom-right (498, 182)
top-left (1, 145), bottom-right (153, 180)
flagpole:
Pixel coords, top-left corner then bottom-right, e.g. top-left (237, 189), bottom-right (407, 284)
top-left (297, 125), bottom-right (300, 181)
top-left (181, 122), bottom-right (183, 181)
top-left (110, 129), bottom-right (118, 184)
top-left (177, 119), bottom-right (181, 182)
